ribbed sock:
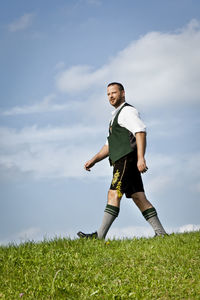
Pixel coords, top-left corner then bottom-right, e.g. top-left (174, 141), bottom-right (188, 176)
top-left (97, 204), bottom-right (119, 239)
top-left (142, 207), bottom-right (167, 236)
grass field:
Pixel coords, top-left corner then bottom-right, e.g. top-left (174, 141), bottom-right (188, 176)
top-left (0, 232), bottom-right (199, 299)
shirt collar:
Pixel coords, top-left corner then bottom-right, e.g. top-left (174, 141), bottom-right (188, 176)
top-left (111, 102), bottom-right (126, 116)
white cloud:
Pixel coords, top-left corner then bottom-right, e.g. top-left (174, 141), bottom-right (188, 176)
top-left (178, 224), bottom-right (200, 233)
top-left (56, 65), bottom-right (106, 93)
top-left (1, 224), bottom-right (199, 245)
top-left (17, 227), bottom-right (41, 241)
top-left (8, 13), bottom-right (34, 32)
top-left (0, 125), bottom-right (109, 179)
top-left (0, 123), bottom-right (199, 186)
top-left (107, 226), bottom-right (154, 239)
top-left (0, 124), bottom-right (104, 146)
top-left (145, 174), bottom-right (173, 195)
top-left (0, 227), bottom-right (41, 246)
top-left (141, 152), bottom-right (200, 197)
top-left (0, 144), bottom-right (104, 179)
top-left (56, 20), bottom-right (200, 108)
top-left (108, 224), bottom-right (200, 239)
top-left (1, 20), bottom-right (200, 191)
top-left (1, 94), bottom-right (79, 116)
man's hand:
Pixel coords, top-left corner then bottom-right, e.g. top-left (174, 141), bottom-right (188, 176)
top-left (135, 132), bottom-right (148, 173)
top-left (84, 159), bottom-right (96, 171)
top-left (84, 145), bottom-right (109, 172)
top-left (137, 157), bottom-right (148, 173)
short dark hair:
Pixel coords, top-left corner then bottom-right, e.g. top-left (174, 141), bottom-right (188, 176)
top-left (107, 82), bottom-right (124, 91)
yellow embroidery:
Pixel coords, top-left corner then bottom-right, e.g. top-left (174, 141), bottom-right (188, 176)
top-left (116, 181), bottom-right (123, 198)
top-left (112, 170), bottom-right (120, 186)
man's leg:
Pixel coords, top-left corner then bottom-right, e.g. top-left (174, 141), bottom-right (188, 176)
top-left (77, 156), bottom-right (125, 239)
top-left (77, 190), bottom-right (121, 239)
top-left (131, 192), bottom-right (167, 236)
top-left (97, 190), bottom-right (122, 239)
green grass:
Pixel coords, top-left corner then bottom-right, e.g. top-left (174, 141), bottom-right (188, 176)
top-left (0, 232), bottom-right (200, 299)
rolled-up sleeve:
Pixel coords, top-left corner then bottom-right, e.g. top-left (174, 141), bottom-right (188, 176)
top-left (118, 106), bottom-right (146, 136)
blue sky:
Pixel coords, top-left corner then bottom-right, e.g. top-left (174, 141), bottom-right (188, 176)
top-left (0, 0), bottom-right (200, 244)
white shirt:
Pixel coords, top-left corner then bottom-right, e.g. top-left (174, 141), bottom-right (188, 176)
top-left (106, 102), bottom-right (146, 145)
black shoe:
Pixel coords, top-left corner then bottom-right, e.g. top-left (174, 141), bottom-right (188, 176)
top-left (154, 232), bottom-right (168, 237)
top-left (77, 231), bottom-right (98, 239)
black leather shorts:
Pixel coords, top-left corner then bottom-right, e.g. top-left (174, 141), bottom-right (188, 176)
top-left (109, 152), bottom-right (144, 198)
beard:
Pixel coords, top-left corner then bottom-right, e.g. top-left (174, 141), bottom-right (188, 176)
top-left (110, 94), bottom-right (125, 108)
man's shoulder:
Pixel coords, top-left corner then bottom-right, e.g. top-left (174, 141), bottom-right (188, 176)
top-left (121, 103), bottom-right (138, 114)
top-left (124, 102), bottom-right (134, 108)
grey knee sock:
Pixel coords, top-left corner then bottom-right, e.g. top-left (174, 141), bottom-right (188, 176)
top-left (142, 207), bottom-right (167, 236)
top-left (97, 204), bottom-right (119, 239)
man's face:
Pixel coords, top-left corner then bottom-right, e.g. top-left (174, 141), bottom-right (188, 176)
top-left (107, 85), bottom-right (125, 108)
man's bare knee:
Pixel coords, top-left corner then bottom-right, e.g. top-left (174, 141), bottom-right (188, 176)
top-left (132, 192), bottom-right (145, 202)
top-left (131, 192), bottom-right (152, 211)
top-left (107, 190), bottom-right (121, 207)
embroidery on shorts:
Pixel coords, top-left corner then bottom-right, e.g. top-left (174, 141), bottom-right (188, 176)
top-left (112, 169), bottom-right (120, 186)
top-left (116, 181), bottom-right (123, 198)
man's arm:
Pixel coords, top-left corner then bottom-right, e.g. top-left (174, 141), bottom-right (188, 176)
top-left (135, 132), bottom-right (148, 173)
top-left (84, 144), bottom-right (109, 171)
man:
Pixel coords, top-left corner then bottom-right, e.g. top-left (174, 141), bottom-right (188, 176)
top-left (77, 82), bottom-right (167, 239)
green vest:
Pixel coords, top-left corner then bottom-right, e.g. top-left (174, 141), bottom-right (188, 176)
top-left (107, 103), bottom-right (137, 164)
